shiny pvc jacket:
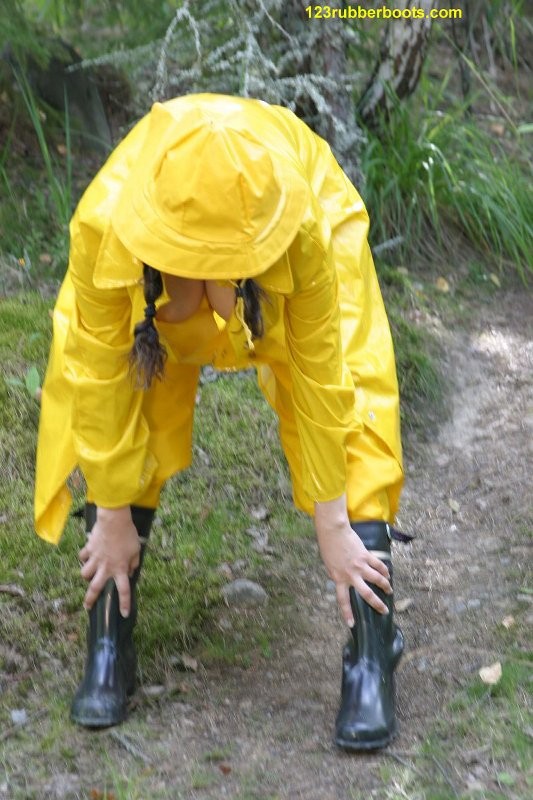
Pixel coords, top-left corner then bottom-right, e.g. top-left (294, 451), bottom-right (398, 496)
top-left (34, 94), bottom-right (403, 544)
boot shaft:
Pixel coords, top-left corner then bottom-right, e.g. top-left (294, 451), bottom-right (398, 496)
top-left (349, 521), bottom-right (397, 664)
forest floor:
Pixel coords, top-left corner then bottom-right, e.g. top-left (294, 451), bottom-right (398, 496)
top-left (1, 285), bottom-right (531, 800)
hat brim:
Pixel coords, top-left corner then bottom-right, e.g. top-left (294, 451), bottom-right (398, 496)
top-left (111, 139), bottom-right (309, 281)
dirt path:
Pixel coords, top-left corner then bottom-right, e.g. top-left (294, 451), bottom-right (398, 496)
top-left (97, 289), bottom-right (529, 800)
top-left (3, 290), bottom-right (531, 799)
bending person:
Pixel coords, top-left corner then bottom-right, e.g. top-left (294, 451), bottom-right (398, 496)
top-left (35, 94), bottom-right (406, 750)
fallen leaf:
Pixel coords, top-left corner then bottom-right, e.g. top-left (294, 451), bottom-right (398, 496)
top-left (397, 267), bottom-right (409, 276)
top-left (218, 763), bottom-right (232, 776)
top-left (0, 514), bottom-right (8, 524)
top-left (198, 506), bottom-right (211, 523)
top-left (435, 276), bottom-right (450, 293)
top-left (39, 253), bottom-right (52, 265)
top-left (448, 498), bottom-right (460, 513)
top-left (395, 597), bottom-right (414, 613)
top-left (479, 661), bottom-right (502, 685)
top-left (501, 615), bottom-right (515, 629)
top-left (56, 143), bottom-right (67, 156)
top-left (489, 122), bottom-right (505, 136)
top-left (25, 366), bottom-right (40, 398)
top-left (489, 273), bottom-right (501, 288)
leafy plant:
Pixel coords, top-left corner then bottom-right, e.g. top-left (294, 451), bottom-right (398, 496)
top-left (362, 93), bottom-right (533, 279)
top-left (13, 66), bottom-right (72, 230)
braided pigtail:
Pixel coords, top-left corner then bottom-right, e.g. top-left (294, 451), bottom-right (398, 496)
top-left (129, 264), bottom-right (167, 389)
top-left (236, 278), bottom-right (267, 340)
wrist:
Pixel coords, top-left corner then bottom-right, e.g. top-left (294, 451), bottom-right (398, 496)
top-left (96, 505), bottom-right (132, 523)
top-left (314, 494), bottom-right (349, 532)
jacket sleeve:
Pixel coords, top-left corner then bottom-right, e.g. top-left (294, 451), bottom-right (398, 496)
top-left (283, 124), bottom-right (374, 504)
top-left (64, 224), bottom-right (157, 508)
top-left (284, 222), bottom-right (362, 503)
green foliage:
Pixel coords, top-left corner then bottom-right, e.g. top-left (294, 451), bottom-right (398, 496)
top-left (12, 67), bottom-right (73, 229)
top-left (0, 71), bottom-right (72, 277)
top-left (362, 96), bottom-right (533, 280)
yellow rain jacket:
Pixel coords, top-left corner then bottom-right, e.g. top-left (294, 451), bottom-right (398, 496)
top-left (34, 94), bottom-right (403, 544)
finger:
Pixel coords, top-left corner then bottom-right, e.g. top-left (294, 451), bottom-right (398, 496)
top-left (114, 573), bottom-right (131, 619)
top-left (80, 557), bottom-right (97, 582)
top-left (368, 555), bottom-right (391, 579)
top-left (354, 579), bottom-right (389, 615)
top-left (83, 569), bottom-right (107, 611)
top-left (362, 563), bottom-right (393, 595)
top-left (78, 545), bottom-right (90, 562)
top-left (335, 584), bottom-right (355, 628)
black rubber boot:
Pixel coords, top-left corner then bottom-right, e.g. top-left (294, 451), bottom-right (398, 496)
top-left (70, 503), bottom-right (155, 728)
top-left (335, 521), bottom-right (404, 751)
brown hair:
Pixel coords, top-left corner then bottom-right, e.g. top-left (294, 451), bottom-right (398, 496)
top-left (129, 267), bottom-right (266, 389)
top-left (129, 264), bottom-right (167, 389)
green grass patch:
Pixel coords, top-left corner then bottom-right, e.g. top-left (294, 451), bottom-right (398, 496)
top-left (379, 635), bottom-right (532, 799)
top-left (362, 94), bottom-right (533, 281)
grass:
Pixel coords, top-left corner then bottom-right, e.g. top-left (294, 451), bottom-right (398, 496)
top-left (0, 284), bottom-right (436, 678)
top-left (375, 605), bottom-right (532, 799)
top-left (362, 92), bottom-right (533, 282)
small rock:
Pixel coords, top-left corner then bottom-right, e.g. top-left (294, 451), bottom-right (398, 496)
top-left (142, 684), bottom-right (166, 697)
top-left (325, 580), bottom-right (336, 596)
top-left (200, 365), bottom-right (218, 383)
top-left (448, 498), bottom-right (460, 514)
top-left (0, 584), bottom-right (25, 598)
top-left (467, 598), bottom-right (481, 610)
top-left (475, 498), bottom-right (488, 512)
top-left (517, 593), bottom-right (533, 604)
top-left (170, 653), bottom-right (198, 672)
top-left (10, 709), bottom-right (28, 725)
top-left (250, 506), bottom-right (269, 521)
top-left (221, 579), bottom-right (269, 607)
top-left (479, 661), bottom-right (502, 685)
top-left (465, 777), bottom-right (486, 792)
top-left (43, 773), bottom-right (80, 799)
top-left (246, 526), bottom-right (269, 552)
top-left (232, 559), bottom-right (248, 573)
top-left (216, 562), bottom-right (233, 580)
top-left (395, 597), bottom-right (414, 613)
top-left (416, 658), bottom-right (428, 673)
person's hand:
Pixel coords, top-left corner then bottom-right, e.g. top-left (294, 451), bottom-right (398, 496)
top-left (314, 495), bottom-right (392, 626)
top-left (78, 506), bottom-right (140, 617)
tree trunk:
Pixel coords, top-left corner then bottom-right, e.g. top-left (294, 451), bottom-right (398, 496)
top-left (358, 0), bottom-right (438, 126)
top-left (280, 1), bottom-right (361, 182)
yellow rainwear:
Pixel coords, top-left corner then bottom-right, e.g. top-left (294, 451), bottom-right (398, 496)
top-left (34, 94), bottom-right (403, 544)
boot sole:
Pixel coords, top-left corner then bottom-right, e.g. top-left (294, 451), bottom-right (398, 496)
top-left (71, 709), bottom-right (127, 729)
top-left (71, 716), bottom-right (126, 729)
top-left (335, 726), bottom-right (397, 752)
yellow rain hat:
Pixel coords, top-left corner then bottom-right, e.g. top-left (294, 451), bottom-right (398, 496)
top-left (111, 96), bottom-right (310, 280)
